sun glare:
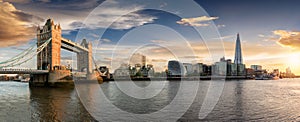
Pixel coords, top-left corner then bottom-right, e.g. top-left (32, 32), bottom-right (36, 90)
top-left (286, 53), bottom-right (300, 74)
top-left (288, 53), bottom-right (300, 69)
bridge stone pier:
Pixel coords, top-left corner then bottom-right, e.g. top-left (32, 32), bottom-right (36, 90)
top-left (30, 19), bottom-right (96, 87)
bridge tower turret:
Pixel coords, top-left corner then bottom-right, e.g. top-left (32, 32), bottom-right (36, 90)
top-left (37, 19), bottom-right (62, 71)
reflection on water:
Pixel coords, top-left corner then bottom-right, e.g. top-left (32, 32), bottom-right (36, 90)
top-left (0, 82), bottom-right (95, 121)
top-left (100, 81), bottom-right (180, 114)
top-left (181, 80), bottom-right (300, 121)
top-left (1, 79), bottom-right (300, 121)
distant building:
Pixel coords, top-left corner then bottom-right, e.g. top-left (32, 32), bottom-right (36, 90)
top-left (272, 69), bottom-right (279, 76)
top-left (114, 63), bottom-right (155, 78)
top-left (167, 60), bottom-right (185, 77)
top-left (285, 67), bottom-right (295, 78)
top-left (192, 63), bottom-right (204, 75)
top-left (147, 64), bottom-right (155, 77)
top-left (286, 67), bottom-right (292, 75)
top-left (183, 63), bottom-right (193, 75)
top-left (237, 64), bottom-right (246, 76)
top-left (202, 64), bottom-right (211, 76)
top-left (140, 64), bottom-right (155, 78)
top-left (234, 33), bottom-right (243, 64)
top-left (212, 57), bottom-right (239, 76)
top-left (230, 63), bottom-right (238, 76)
top-left (212, 58), bottom-right (227, 76)
top-left (212, 56), bottom-right (246, 76)
top-left (114, 64), bottom-right (130, 77)
top-left (193, 63), bottom-right (211, 76)
top-left (246, 68), bottom-right (255, 78)
top-left (251, 65), bottom-right (262, 71)
top-left (233, 33), bottom-right (246, 76)
top-left (129, 65), bottom-right (137, 77)
top-left (130, 53), bottom-right (146, 67)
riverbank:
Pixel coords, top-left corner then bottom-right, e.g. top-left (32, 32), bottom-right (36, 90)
top-left (105, 76), bottom-right (253, 81)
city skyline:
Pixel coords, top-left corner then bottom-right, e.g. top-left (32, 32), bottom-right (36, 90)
top-left (0, 0), bottom-right (300, 75)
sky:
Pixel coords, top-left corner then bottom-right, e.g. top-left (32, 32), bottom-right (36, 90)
top-left (0, 0), bottom-right (300, 74)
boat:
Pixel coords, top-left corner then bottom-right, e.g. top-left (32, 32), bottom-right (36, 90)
top-left (255, 73), bottom-right (271, 80)
top-left (255, 74), bottom-right (279, 80)
top-left (21, 78), bottom-right (30, 82)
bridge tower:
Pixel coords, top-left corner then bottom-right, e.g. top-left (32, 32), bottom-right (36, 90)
top-left (37, 19), bottom-right (61, 71)
top-left (32, 19), bottom-right (99, 87)
top-left (78, 39), bottom-right (93, 74)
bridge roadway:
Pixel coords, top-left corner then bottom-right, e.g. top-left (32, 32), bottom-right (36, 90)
top-left (61, 38), bottom-right (89, 53)
top-left (0, 69), bottom-right (48, 74)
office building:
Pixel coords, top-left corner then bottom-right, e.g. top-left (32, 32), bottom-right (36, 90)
top-left (251, 65), bottom-right (262, 71)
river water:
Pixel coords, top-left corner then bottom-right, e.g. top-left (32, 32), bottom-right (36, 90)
top-left (0, 79), bottom-right (300, 121)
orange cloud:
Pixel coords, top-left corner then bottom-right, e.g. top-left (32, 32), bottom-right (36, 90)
top-left (0, 1), bottom-right (43, 47)
top-left (273, 30), bottom-right (300, 49)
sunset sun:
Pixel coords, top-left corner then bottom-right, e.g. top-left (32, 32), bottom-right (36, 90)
top-left (288, 53), bottom-right (300, 67)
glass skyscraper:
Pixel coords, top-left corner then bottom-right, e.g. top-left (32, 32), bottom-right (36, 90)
top-left (234, 33), bottom-right (243, 64)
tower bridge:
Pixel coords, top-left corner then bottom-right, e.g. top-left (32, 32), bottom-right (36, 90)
top-left (37, 19), bottom-right (93, 73)
top-left (0, 19), bottom-right (99, 87)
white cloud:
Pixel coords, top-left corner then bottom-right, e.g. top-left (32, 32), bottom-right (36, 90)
top-left (258, 33), bottom-right (277, 42)
top-left (67, 1), bottom-right (157, 30)
top-left (8, 0), bottom-right (156, 31)
top-left (176, 16), bottom-right (219, 27)
top-left (258, 34), bottom-right (265, 38)
top-left (212, 35), bottom-right (234, 40)
top-left (217, 24), bottom-right (226, 28)
top-left (100, 38), bottom-right (111, 43)
top-left (110, 13), bottom-right (156, 30)
top-left (159, 2), bottom-right (167, 8)
top-left (150, 40), bottom-right (168, 44)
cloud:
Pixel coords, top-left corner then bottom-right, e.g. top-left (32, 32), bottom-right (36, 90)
top-left (212, 35), bottom-right (234, 40)
top-left (258, 34), bottom-right (265, 38)
top-left (26, 0), bottom-right (101, 10)
top-left (36, 0), bottom-right (50, 3)
top-left (150, 40), bottom-right (168, 44)
top-left (176, 16), bottom-right (219, 27)
top-left (0, 1), bottom-right (43, 47)
top-left (65, 1), bottom-right (157, 30)
top-left (8, 0), bottom-right (156, 31)
top-left (69, 21), bottom-right (85, 29)
top-left (273, 30), bottom-right (300, 49)
top-left (217, 24), bottom-right (226, 28)
top-left (159, 2), bottom-right (167, 8)
top-left (151, 59), bottom-right (167, 62)
top-left (3, 0), bottom-right (30, 3)
top-left (258, 34), bottom-right (277, 42)
top-left (109, 13), bottom-right (156, 30)
top-left (100, 38), bottom-right (111, 43)
top-left (7, 0), bottom-right (103, 31)
top-left (179, 55), bottom-right (203, 59)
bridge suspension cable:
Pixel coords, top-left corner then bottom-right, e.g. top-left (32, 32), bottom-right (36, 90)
top-left (0, 38), bottom-right (51, 69)
top-left (0, 45), bottom-right (35, 64)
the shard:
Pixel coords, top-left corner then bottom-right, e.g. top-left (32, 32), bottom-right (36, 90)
top-left (234, 33), bottom-right (243, 64)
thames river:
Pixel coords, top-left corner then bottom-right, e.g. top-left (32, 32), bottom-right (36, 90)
top-left (0, 79), bottom-right (300, 121)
